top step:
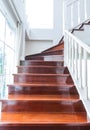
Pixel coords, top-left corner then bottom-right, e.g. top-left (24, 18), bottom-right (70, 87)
top-left (0, 111), bottom-right (88, 126)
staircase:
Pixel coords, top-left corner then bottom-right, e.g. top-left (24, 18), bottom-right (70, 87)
top-left (0, 41), bottom-right (90, 130)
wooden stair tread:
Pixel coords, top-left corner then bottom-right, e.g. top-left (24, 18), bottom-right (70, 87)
top-left (26, 54), bottom-right (64, 57)
top-left (20, 60), bottom-right (64, 67)
top-left (17, 66), bottom-right (69, 74)
top-left (0, 112), bottom-right (88, 124)
top-left (22, 59), bottom-right (64, 63)
top-left (20, 60), bottom-right (64, 63)
top-left (1, 99), bottom-right (85, 113)
top-left (13, 73), bottom-right (70, 76)
top-left (7, 83), bottom-right (74, 87)
top-left (17, 66), bottom-right (66, 68)
top-left (8, 94), bottom-right (79, 100)
top-left (14, 74), bottom-right (73, 84)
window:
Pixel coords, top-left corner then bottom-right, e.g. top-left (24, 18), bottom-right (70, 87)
top-left (0, 10), bottom-right (16, 98)
top-left (25, 0), bottom-right (53, 29)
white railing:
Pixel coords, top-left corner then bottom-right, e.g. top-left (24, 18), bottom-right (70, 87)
top-left (64, 30), bottom-right (90, 117)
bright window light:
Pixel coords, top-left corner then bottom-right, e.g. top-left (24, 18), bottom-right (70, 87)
top-left (25, 0), bottom-right (53, 29)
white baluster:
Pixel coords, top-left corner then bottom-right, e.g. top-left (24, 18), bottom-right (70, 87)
top-left (64, 33), bottom-right (68, 66)
top-left (84, 49), bottom-right (88, 99)
top-left (65, 30), bottom-right (90, 100)
top-left (70, 37), bottom-right (72, 68)
top-left (67, 34), bottom-right (69, 66)
top-left (75, 42), bottom-right (78, 80)
top-left (73, 40), bottom-right (75, 74)
top-left (67, 34), bottom-right (70, 66)
top-left (79, 46), bottom-right (82, 88)
top-left (71, 38), bottom-right (74, 73)
top-left (68, 36), bottom-right (70, 67)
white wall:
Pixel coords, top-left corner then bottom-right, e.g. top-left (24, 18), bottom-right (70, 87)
top-left (53, 0), bottom-right (63, 45)
top-left (26, 40), bottom-right (53, 55)
top-left (25, 29), bottom-right (53, 55)
top-left (25, 0), bottom-right (63, 55)
top-left (29, 29), bottom-right (53, 40)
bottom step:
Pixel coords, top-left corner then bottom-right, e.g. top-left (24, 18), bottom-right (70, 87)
top-left (0, 112), bottom-right (88, 124)
top-left (0, 112), bottom-right (90, 130)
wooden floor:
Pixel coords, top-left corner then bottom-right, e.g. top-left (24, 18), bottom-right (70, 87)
top-left (0, 42), bottom-right (90, 130)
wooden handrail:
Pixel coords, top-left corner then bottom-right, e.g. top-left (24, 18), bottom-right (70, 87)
top-left (71, 18), bottom-right (90, 33)
top-left (71, 29), bottom-right (84, 33)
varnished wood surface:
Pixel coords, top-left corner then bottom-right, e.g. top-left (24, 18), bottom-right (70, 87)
top-left (8, 94), bottom-right (79, 100)
top-left (25, 40), bottom-right (64, 60)
top-left (17, 66), bottom-right (69, 74)
top-left (41, 50), bottom-right (64, 55)
top-left (8, 85), bottom-right (79, 96)
top-left (42, 44), bottom-right (64, 53)
top-left (20, 60), bottom-right (64, 66)
top-left (44, 55), bottom-right (64, 61)
top-left (14, 73), bottom-right (70, 76)
top-left (1, 100), bottom-right (86, 112)
top-left (1, 43), bottom-right (90, 129)
top-left (27, 55), bottom-right (64, 61)
top-left (0, 112), bottom-right (87, 124)
top-left (37, 37), bottom-right (64, 53)
top-left (26, 56), bottom-right (44, 60)
top-left (71, 28), bottom-right (84, 33)
top-left (0, 124), bottom-right (90, 130)
top-left (8, 83), bottom-right (75, 87)
top-left (25, 50), bottom-right (63, 58)
top-left (13, 74), bottom-right (74, 84)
